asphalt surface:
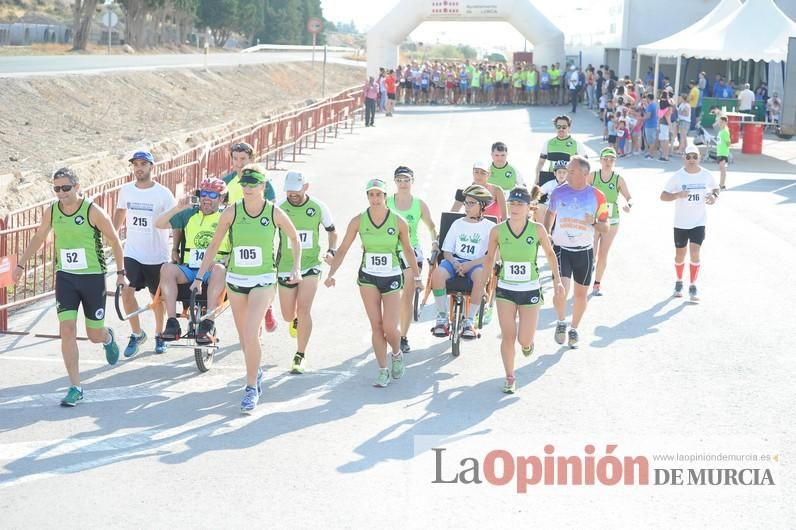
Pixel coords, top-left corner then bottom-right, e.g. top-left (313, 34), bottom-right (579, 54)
top-left (0, 103), bottom-right (794, 528)
top-left (0, 50), bottom-right (361, 77)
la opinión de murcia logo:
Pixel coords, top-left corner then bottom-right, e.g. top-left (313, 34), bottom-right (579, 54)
top-left (432, 444), bottom-right (776, 492)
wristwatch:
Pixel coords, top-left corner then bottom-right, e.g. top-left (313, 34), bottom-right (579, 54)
top-left (327, 249), bottom-right (337, 256)
top-left (116, 269), bottom-right (126, 275)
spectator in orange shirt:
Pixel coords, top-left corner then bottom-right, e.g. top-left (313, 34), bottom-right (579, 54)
top-left (385, 69), bottom-right (397, 117)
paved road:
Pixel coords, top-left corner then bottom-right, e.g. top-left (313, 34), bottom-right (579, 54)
top-left (0, 50), bottom-right (362, 77)
top-left (0, 104), bottom-right (794, 527)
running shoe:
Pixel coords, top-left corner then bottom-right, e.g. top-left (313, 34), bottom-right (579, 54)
top-left (689, 284), bottom-right (700, 303)
top-left (123, 331), bottom-right (147, 358)
top-left (400, 336), bottom-right (410, 353)
top-left (288, 318), bottom-right (298, 338)
top-left (264, 307), bottom-right (278, 333)
top-left (162, 317), bottom-right (181, 341)
top-left (290, 354), bottom-right (305, 375)
top-left (461, 319), bottom-right (477, 339)
top-left (60, 386), bottom-right (83, 407)
top-left (240, 385), bottom-right (259, 414)
top-left (196, 318), bottom-right (215, 345)
top-left (256, 367), bottom-right (264, 393)
top-left (644, 154), bottom-right (653, 160)
top-left (373, 368), bottom-right (391, 388)
top-left (568, 329), bottom-right (579, 349)
top-left (155, 335), bottom-right (167, 354)
top-left (391, 352), bottom-right (405, 380)
top-left (554, 322), bottom-right (567, 345)
top-left (673, 280), bottom-right (684, 298)
top-left (521, 343), bottom-right (534, 358)
top-left (502, 376), bottom-right (516, 394)
top-left (103, 328), bottom-right (119, 365)
top-left (432, 317), bottom-right (450, 337)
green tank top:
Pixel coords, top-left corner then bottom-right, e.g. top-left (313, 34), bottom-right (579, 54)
top-left (227, 200), bottom-right (276, 278)
top-left (592, 170), bottom-right (621, 222)
top-left (497, 220), bottom-right (540, 288)
top-left (471, 72), bottom-right (481, 88)
top-left (277, 196), bottom-right (325, 273)
top-left (386, 195), bottom-right (421, 247)
top-left (496, 70), bottom-right (505, 82)
top-left (182, 210), bottom-right (230, 268)
top-left (358, 209), bottom-right (401, 277)
top-left (488, 162), bottom-right (519, 192)
top-left (528, 70), bottom-right (538, 87)
top-left (52, 199), bottom-right (106, 274)
top-left (545, 136), bottom-right (579, 172)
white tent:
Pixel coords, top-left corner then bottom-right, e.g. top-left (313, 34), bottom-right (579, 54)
top-left (636, 0), bottom-right (796, 96)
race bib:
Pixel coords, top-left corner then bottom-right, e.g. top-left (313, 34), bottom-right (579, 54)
top-left (686, 192), bottom-right (702, 203)
top-left (60, 248), bottom-right (87, 270)
top-left (128, 214), bottom-right (152, 233)
top-left (364, 253), bottom-right (392, 274)
top-left (503, 261), bottom-right (531, 282)
top-left (188, 248), bottom-right (206, 268)
top-left (287, 230), bottom-right (313, 250)
top-left (234, 246), bottom-right (262, 267)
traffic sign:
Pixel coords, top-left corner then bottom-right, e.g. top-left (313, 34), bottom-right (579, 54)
top-left (102, 11), bottom-right (118, 28)
top-left (306, 17), bottom-right (323, 34)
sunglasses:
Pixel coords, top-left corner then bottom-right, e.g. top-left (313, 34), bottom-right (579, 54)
top-left (53, 185), bottom-right (74, 193)
top-left (240, 181), bottom-right (260, 188)
top-left (555, 124), bottom-right (569, 130)
top-left (685, 154), bottom-right (699, 160)
top-left (463, 200), bottom-right (480, 207)
top-left (394, 177), bottom-right (412, 183)
top-left (199, 190), bottom-right (220, 199)
top-left (231, 143), bottom-right (253, 155)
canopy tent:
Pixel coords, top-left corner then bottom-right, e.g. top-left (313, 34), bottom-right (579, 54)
top-left (635, 0), bottom-right (796, 97)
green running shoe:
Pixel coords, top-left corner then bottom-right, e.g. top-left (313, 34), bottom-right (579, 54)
top-left (103, 328), bottom-right (119, 365)
top-left (290, 354), bottom-right (305, 375)
top-left (521, 343), bottom-right (534, 358)
top-left (502, 376), bottom-right (516, 394)
top-left (373, 368), bottom-right (391, 388)
top-left (390, 352), bottom-right (405, 380)
top-left (60, 386), bottom-right (84, 407)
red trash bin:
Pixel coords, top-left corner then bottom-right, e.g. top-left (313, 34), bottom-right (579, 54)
top-left (742, 123), bottom-right (764, 154)
top-left (727, 115), bottom-right (741, 143)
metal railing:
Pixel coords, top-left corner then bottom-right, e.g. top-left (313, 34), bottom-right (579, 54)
top-left (0, 85), bottom-right (364, 332)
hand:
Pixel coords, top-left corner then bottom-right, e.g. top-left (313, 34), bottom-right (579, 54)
top-left (454, 261), bottom-right (466, 277)
top-left (622, 205), bottom-right (631, 213)
top-left (289, 267), bottom-right (302, 284)
top-left (324, 276), bottom-right (336, 288)
top-left (324, 252), bottom-right (335, 266)
top-left (190, 278), bottom-right (203, 295)
top-left (115, 274), bottom-right (128, 288)
top-left (554, 281), bottom-right (565, 296)
top-left (414, 277), bottom-right (424, 290)
top-left (705, 194), bottom-right (717, 205)
top-left (677, 190), bottom-right (689, 199)
top-left (177, 194), bottom-right (194, 209)
top-left (583, 212), bottom-right (595, 225)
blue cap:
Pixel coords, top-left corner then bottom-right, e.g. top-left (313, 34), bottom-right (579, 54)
top-left (129, 151), bottom-right (155, 164)
top-left (507, 187), bottom-right (532, 204)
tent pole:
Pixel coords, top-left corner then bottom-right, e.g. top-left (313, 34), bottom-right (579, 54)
top-left (635, 50), bottom-right (641, 82)
top-left (654, 54), bottom-right (660, 99)
top-left (674, 55), bottom-right (682, 96)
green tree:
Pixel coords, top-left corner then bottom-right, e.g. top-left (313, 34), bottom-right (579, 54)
top-left (197, 0), bottom-right (238, 47)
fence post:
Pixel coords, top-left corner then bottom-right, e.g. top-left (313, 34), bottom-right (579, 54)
top-left (0, 217), bottom-right (8, 332)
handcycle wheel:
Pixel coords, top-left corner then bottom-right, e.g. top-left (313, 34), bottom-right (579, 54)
top-left (450, 295), bottom-right (462, 357)
top-left (194, 347), bottom-right (214, 373)
top-left (189, 288), bottom-right (214, 373)
top-left (476, 294), bottom-right (486, 330)
top-left (413, 287), bottom-right (421, 322)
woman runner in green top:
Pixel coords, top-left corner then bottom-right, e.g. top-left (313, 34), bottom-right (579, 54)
top-left (325, 179), bottom-right (421, 388)
top-left (486, 186), bottom-right (563, 394)
top-left (387, 165), bottom-right (438, 355)
top-left (192, 164), bottom-right (301, 414)
top-left (13, 167), bottom-right (126, 406)
top-left (590, 147), bottom-right (633, 296)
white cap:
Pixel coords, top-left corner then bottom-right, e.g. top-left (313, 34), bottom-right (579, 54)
top-left (684, 144), bottom-right (700, 156)
top-left (284, 171), bottom-right (307, 192)
top-left (473, 160), bottom-right (490, 171)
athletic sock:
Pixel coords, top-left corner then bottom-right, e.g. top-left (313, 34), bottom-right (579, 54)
top-left (675, 261), bottom-right (685, 281)
top-left (433, 289), bottom-right (447, 315)
top-left (558, 320), bottom-right (566, 326)
top-left (103, 329), bottom-right (113, 345)
top-left (593, 280), bottom-right (601, 288)
top-left (295, 351), bottom-right (304, 359)
top-left (689, 262), bottom-right (701, 283)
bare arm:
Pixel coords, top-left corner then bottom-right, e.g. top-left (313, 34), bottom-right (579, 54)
top-left (660, 190), bottom-right (687, 202)
top-left (419, 199), bottom-right (439, 244)
top-left (325, 215), bottom-right (360, 285)
top-left (12, 207), bottom-right (52, 283)
top-left (535, 157), bottom-right (546, 185)
top-left (113, 207), bottom-right (126, 232)
top-left (192, 206), bottom-right (234, 286)
top-left (89, 204), bottom-right (127, 286)
top-left (274, 205), bottom-right (301, 282)
top-left (397, 217), bottom-right (421, 283)
top-left (485, 225), bottom-right (499, 274)
top-left (543, 207), bottom-right (556, 234)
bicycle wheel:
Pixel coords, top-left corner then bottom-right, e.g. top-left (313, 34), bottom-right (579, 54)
top-left (450, 296), bottom-right (462, 357)
top-left (194, 347), bottom-right (214, 373)
top-left (413, 287), bottom-right (421, 322)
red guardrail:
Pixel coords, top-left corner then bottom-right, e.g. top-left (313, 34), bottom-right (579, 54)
top-left (0, 86), bottom-right (364, 331)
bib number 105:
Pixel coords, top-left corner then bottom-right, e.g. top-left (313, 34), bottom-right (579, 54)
top-left (235, 246), bottom-right (262, 267)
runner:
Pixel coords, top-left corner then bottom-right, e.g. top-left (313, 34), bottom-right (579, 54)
top-left (432, 185), bottom-right (496, 339)
top-left (114, 150), bottom-right (176, 357)
top-left (488, 141), bottom-right (525, 200)
top-left (191, 164), bottom-right (301, 413)
top-left (660, 145), bottom-right (719, 302)
top-left (535, 115), bottom-right (587, 187)
top-left (535, 159), bottom-right (568, 223)
top-left (543, 156), bottom-right (610, 348)
top-left (452, 160), bottom-right (507, 222)
top-left (154, 178), bottom-right (229, 344)
top-left (324, 179), bottom-right (421, 388)
top-left (715, 115), bottom-right (730, 190)
top-left (590, 147), bottom-right (633, 296)
top-left (486, 186), bottom-right (564, 393)
top-left (276, 171), bottom-right (337, 374)
top-left (222, 141), bottom-right (280, 332)
top-left (386, 166), bottom-right (438, 354)
top-left (12, 168), bottom-right (125, 406)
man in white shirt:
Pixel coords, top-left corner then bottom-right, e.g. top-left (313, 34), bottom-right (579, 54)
top-left (737, 83), bottom-right (755, 114)
top-left (113, 151), bottom-right (177, 357)
top-left (660, 144), bottom-right (719, 302)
